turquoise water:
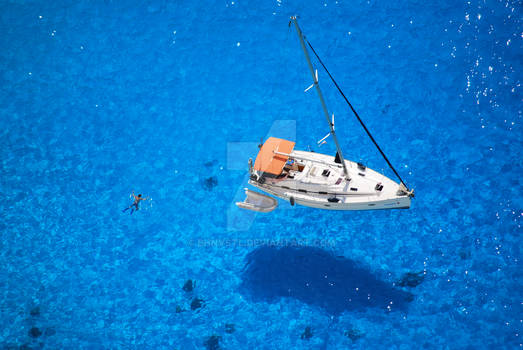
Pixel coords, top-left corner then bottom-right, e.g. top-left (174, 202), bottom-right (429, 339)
top-left (0, 0), bottom-right (521, 349)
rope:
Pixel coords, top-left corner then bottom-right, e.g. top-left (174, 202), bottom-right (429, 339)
top-left (304, 38), bottom-right (409, 189)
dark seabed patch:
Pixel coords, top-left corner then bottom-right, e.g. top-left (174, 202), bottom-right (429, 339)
top-left (182, 279), bottom-right (195, 292)
top-left (203, 334), bottom-right (221, 350)
top-left (202, 176), bottom-right (218, 190)
top-left (190, 297), bottom-right (204, 311)
top-left (28, 327), bottom-right (42, 338)
top-left (29, 307), bottom-right (40, 317)
top-left (300, 326), bottom-right (313, 340)
top-left (175, 305), bottom-right (185, 313)
top-left (224, 323), bottom-right (235, 334)
top-left (396, 271), bottom-right (425, 288)
top-left (345, 328), bottom-right (364, 342)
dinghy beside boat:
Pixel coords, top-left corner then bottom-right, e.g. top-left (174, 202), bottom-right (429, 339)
top-left (236, 188), bottom-right (278, 213)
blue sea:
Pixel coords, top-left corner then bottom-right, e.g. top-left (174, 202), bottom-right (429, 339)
top-left (1, 0), bottom-right (521, 349)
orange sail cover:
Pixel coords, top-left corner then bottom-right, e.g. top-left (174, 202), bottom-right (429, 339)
top-left (254, 137), bottom-right (295, 175)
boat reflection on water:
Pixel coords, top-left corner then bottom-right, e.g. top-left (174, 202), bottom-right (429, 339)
top-left (241, 245), bottom-right (413, 314)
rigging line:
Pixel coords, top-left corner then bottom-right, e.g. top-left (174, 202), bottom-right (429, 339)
top-left (304, 38), bottom-right (409, 189)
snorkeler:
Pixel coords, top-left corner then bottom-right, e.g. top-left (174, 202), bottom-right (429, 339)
top-left (123, 191), bottom-right (148, 214)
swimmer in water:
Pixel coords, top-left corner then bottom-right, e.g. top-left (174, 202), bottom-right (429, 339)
top-left (123, 191), bottom-right (148, 214)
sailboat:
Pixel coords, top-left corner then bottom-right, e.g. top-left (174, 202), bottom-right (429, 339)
top-left (236, 17), bottom-right (414, 212)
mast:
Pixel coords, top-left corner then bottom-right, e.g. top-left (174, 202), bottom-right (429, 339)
top-left (290, 16), bottom-right (349, 179)
top-left (302, 27), bottom-right (413, 195)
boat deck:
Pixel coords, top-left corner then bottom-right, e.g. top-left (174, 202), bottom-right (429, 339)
top-left (250, 150), bottom-right (410, 210)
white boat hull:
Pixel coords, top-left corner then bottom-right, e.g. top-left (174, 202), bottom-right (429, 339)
top-left (250, 183), bottom-right (410, 210)
top-left (249, 150), bottom-right (411, 211)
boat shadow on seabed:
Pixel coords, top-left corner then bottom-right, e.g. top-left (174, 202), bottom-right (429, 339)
top-left (240, 246), bottom-right (413, 314)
